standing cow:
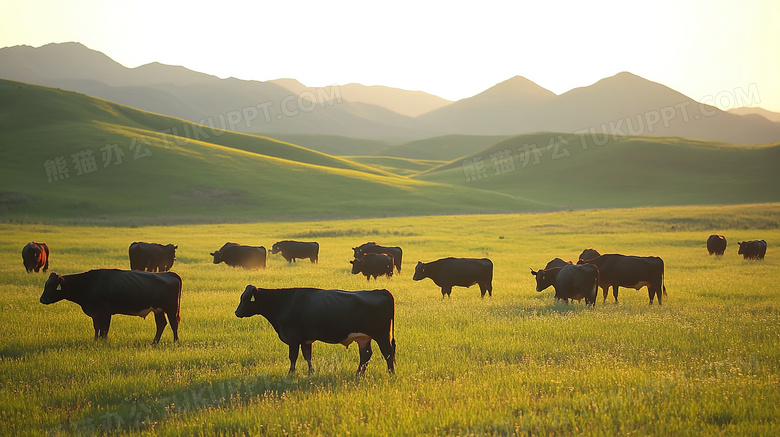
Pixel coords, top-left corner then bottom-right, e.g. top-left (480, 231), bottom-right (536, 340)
top-left (235, 285), bottom-right (396, 375)
top-left (210, 243), bottom-right (267, 269)
top-left (351, 253), bottom-right (394, 280)
top-left (129, 242), bottom-right (177, 272)
top-left (413, 257), bottom-right (493, 298)
top-left (353, 242), bottom-right (403, 273)
top-left (706, 235), bottom-right (727, 256)
top-left (271, 240), bottom-right (319, 263)
top-left (531, 264), bottom-right (599, 306)
top-left (578, 254), bottom-right (666, 305)
top-left (40, 269), bottom-right (182, 344)
top-left (22, 242), bottom-right (49, 273)
top-left (738, 240), bottom-right (767, 260)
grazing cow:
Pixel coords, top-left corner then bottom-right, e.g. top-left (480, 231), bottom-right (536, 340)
top-left (413, 257), bottom-right (493, 298)
top-left (40, 269), bottom-right (182, 344)
top-left (353, 242), bottom-right (403, 273)
top-left (738, 240), bottom-right (767, 260)
top-left (271, 240), bottom-right (319, 263)
top-left (22, 242), bottom-right (49, 273)
top-left (235, 285), bottom-right (396, 375)
top-left (210, 242), bottom-right (266, 269)
top-left (530, 264), bottom-right (599, 306)
top-left (350, 253), bottom-right (394, 280)
top-left (545, 257), bottom-right (572, 269)
top-left (578, 248), bottom-right (601, 262)
top-left (129, 242), bottom-right (177, 272)
top-left (578, 254), bottom-right (666, 305)
top-left (706, 235), bottom-right (727, 256)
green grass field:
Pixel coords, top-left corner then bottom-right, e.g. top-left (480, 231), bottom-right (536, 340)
top-left (2, 204), bottom-right (779, 435)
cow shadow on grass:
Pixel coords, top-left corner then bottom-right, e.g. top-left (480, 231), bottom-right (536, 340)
top-left (59, 370), bottom-right (380, 434)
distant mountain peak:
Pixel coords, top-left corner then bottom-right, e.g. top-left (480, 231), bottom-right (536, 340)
top-left (465, 75), bottom-right (556, 105)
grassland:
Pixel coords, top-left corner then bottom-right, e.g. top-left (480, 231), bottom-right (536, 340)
top-left (1, 204), bottom-right (779, 435)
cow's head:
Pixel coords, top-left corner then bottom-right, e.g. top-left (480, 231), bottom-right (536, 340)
top-left (210, 250), bottom-right (223, 264)
top-left (235, 285), bottom-right (260, 318)
top-left (412, 262), bottom-right (426, 281)
top-left (530, 268), bottom-right (555, 292)
top-left (40, 272), bottom-right (66, 304)
top-left (271, 243), bottom-right (282, 254)
top-left (349, 258), bottom-right (363, 274)
top-left (737, 241), bottom-right (748, 254)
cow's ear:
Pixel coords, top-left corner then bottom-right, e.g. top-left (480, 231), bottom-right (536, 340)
top-left (209, 252), bottom-right (215, 256)
top-left (174, 245), bottom-right (178, 249)
top-left (530, 268), bottom-right (537, 276)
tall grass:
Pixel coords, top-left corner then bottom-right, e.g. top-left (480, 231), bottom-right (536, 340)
top-left (1, 204), bottom-right (779, 435)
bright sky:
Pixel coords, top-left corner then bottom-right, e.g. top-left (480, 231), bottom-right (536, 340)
top-left (2, 0), bottom-right (778, 112)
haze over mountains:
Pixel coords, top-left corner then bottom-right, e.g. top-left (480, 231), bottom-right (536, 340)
top-left (2, 42), bottom-right (779, 147)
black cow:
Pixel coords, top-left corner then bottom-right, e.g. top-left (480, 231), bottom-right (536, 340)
top-left (22, 241), bottom-right (49, 273)
top-left (235, 285), bottom-right (396, 375)
top-left (545, 257), bottom-right (572, 269)
top-left (40, 269), bottom-right (182, 344)
top-left (578, 254), bottom-right (666, 305)
top-left (271, 240), bottom-right (319, 263)
top-left (350, 253), bottom-right (394, 280)
top-left (210, 242), bottom-right (267, 269)
top-left (578, 248), bottom-right (601, 262)
top-left (353, 242), bottom-right (403, 273)
top-left (738, 240), bottom-right (767, 260)
top-left (531, 263), bottom-right (599, 306)
top-left (413, 257), bottom-right (493, 298)
top-left (129, 242), bottom-right (177, 272)
top-left (706, 235), bottom-right (727, 256)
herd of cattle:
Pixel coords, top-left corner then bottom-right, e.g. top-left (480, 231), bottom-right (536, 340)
top-left (21, 233), bottom-right (768, 374)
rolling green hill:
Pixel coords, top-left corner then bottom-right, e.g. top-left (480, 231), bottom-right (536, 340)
top-left (0, 79), bottom-right (537, 223)
top-left (417, 132), bottom-right (780, 208)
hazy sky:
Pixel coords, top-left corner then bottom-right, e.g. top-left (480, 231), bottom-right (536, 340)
top-left (2, 0), bottom-right (778, 111)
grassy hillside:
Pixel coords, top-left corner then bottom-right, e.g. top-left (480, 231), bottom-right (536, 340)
top-left (345, 156), bottom-right (446, 177)
top-left (0, 79), bottom-right (535, 223)
top-left (379, 134), bottom-right (512, 161)
top-left (417, 132), bottom-right (780, 208)
top-left (1, 205), bottom-right (779, 435)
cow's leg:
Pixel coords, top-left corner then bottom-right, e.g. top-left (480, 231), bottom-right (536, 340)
top-left (601, 286), bottom-right (608, 303)
top-left (301, 343), bottom-right (314, 374)
top-left (612, 285), bottom-right (619, 303)
top-left (167, 309), bottom-right (180, 342)
top-left (376, 337), bottom-right (396, 374)
top-left (288, 344), bottom-right (300, 374)
top-left (356, 338), bottom-right (373, 375)
top-left (152, 312), bottom-right (167, 344)
top-left (441, 286), bottom-right (452, 298)
top-left (98, 314), bottom-right (111, 339)
top-left (92, 317), bottom-right (101, 340)
top-left (649, 284), bottom-right (662, 305)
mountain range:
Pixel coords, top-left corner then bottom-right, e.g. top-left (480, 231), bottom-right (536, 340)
top-left (2, 42), bottom-right (779, 147)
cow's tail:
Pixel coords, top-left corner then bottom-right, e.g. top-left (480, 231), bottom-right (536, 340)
top-left (176, 275), bottom-right (183, 323)
top-left (662, 284), bottom-right (667, 298)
